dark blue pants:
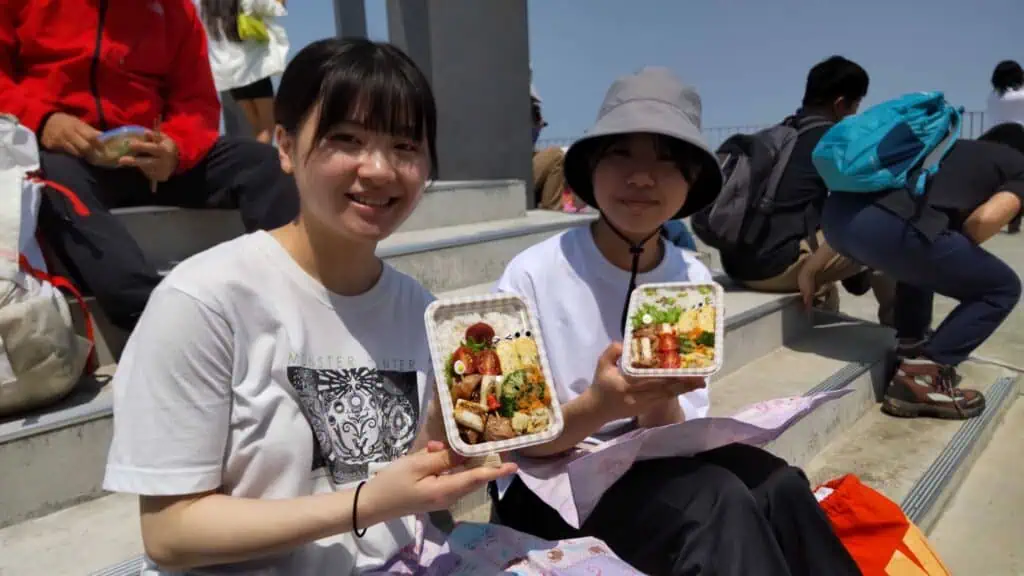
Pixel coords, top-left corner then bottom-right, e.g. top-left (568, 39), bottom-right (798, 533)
top-left (662, 219), bottom-right (697, 250)
top-left (822, 194), bottom-right (1021, 366)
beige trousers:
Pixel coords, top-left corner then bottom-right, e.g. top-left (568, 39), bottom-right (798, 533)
top-left (742, 232), bottom-right (896, 326)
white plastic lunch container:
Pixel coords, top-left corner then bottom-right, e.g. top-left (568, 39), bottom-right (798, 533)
top-left (424, 293), bottom-right (564, 457)
top-left (621, 281), bottom-right (726, 378)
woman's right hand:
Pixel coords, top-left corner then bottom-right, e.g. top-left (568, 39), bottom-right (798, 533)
top-left (586, 342), bottom-right (704, 422)
top-left (358, 441), bottom-right (516, 527)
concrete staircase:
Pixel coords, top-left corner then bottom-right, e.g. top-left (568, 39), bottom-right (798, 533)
top-left (0, 182), bottom-right (1019, 575)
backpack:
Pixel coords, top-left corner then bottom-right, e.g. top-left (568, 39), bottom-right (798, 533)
top-left (0, 114), bottom-right (95, 417)
top-left (811, 91), bottom-right (963, 197)
top-left (691, 115), bottom-right (832, 253)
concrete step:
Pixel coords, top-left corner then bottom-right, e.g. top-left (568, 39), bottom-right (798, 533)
top-left (379, 210), bottom-right (593, 294)
top-left (114, 180), bottom-right (528, 265)
top-left (804, 359), bottom-right (1021, 534)
top-left (709, 315), bottom-right (894, 470)
top-left (0, 493), bottom-right (141, 576)
top-left (928, 394), bottom-right (1024, 575)
top-left (0, 279), bottom-right (805, 530)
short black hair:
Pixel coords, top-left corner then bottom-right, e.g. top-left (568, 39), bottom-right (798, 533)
top-left (992, 60), bottom-right (1024, 95)
top-left (802, 56), bottom-right (869, 108)
top-left (585, 133), bottom-right (703, 184)
top-left (274, 38), bottom-right (438, 172)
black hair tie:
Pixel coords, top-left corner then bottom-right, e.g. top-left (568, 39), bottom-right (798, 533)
top-left (601, 215), bottom-right (661, 335)
top-left (352, 480), bottom-right (368, 538)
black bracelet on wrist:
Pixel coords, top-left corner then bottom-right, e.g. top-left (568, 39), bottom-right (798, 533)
top-left (352, 480), bottom-right (368, 538)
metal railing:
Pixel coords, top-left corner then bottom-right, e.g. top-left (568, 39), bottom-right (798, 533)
top-left (538, 111), bottom-right (989, 151)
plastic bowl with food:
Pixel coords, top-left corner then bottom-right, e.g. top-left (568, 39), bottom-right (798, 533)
top-left (94, 126), bottom-right (147, 166)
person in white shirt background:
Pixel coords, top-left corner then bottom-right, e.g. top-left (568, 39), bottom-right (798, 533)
top-left (492, 67), bottom-right (861, 576)
top-left (982, 60), bottom-right (1024, 233)
top-left (986, 60), bottom-right (1024, 129)
top-left (199, 0), bottom-right (290, 144)
top-left (102, 38), bottom-right (515, 575)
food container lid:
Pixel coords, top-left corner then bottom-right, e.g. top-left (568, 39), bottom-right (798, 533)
top-left (97, 126), bottom-right (148, 142)
top-left (621, 281), bottom-right (725, 378)
top-left (425, 293), bottom-right (564, 457)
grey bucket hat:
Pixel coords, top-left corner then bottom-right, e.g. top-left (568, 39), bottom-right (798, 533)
top-left (564, 67), bottom-right (723, 220)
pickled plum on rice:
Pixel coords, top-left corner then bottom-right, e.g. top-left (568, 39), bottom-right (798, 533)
top-left (444, 321), bottom-right (553, 445)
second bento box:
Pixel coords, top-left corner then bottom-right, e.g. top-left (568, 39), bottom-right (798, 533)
top-left (621, 282), bottom-right (725, 378)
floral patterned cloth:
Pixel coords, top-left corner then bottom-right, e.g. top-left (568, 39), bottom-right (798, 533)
top-left (369, 521), bottom-right (643, 575)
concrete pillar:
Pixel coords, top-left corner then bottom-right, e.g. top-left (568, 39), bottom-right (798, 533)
top-left (386, 0), bottom-right (534, 207)
top-left (333, 0), bottom-right (367, 39)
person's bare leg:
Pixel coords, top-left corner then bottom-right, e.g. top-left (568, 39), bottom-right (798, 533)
top-left (235, 99), bottom-right (265, 143)
top-left (249, 97), bottom-right (276, 145)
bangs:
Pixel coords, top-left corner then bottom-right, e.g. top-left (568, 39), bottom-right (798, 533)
top-left (314, 59), bottom-right (433, 148)
top-left (274, 39), bottom-right (438, 172)
top-left (588, 133), bottom-right (703, 181)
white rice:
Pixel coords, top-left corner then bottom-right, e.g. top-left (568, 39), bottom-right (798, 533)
top-left (433, 310), bottom-right (527, 361)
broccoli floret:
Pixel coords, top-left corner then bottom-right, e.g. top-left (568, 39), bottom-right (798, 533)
top-left (499, 370), bottom-right (527, 417)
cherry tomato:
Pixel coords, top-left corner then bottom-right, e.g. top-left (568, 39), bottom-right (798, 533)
top-left (487, 394), bottom-right (501, 411)
top-left (659, 351), bottom-right (681, 369)
top-left (657, 333), bottom-right (679, 352)
top-left (452, 346), bottom-right (476, 375)
top-left (476, 349), bottom-right (502, 375)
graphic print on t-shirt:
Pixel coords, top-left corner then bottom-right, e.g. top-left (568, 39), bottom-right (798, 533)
top-left (288, 367), bottom-right (420, 485)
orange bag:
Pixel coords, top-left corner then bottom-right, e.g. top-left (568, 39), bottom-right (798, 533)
top-left (815, 475), bottom-right (951, 576)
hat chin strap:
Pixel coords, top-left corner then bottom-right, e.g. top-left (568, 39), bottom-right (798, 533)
top-left (599, 213), bottom-right (662, 336)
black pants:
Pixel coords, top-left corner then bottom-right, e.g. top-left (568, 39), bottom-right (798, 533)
top-left (495, 443), bottom-right (861, 576)
top-left (228, 76), bottom-right (275, 101)
top-left (37, 137), bottom-right (298, 330)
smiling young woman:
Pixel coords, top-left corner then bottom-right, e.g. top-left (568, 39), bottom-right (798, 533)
top-left (101, 38), bottom-right (515, 575)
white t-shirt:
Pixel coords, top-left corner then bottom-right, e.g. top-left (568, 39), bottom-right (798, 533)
top-left (987, 87), bottom-right (1024, 129)
top-left (496, 226), bottom-right (713, 437)
top-left (201, 0), bottom-right (289, 92)
top-left (103, 231), bottom-right (435, 575)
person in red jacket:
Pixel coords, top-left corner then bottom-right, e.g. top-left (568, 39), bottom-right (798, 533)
top-left (0, 0), bottom-right (298, 331)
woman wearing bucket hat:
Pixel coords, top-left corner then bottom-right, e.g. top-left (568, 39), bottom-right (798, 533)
top-left (492, 68), bottom-right (860, 575)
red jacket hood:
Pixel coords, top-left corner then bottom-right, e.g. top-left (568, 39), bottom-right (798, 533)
top-left (0, 0), bottom-right (221, 172)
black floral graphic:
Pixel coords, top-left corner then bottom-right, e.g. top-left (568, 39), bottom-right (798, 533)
top-left (288, 366), bottom-right (419, 485)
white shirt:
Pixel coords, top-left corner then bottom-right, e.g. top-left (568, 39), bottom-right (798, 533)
top-left (103, 231), bottom-right (435, 575)
top-left (495, 226), bottom-right (713, 436)
top-left (987, 87), bottom-right (1024, 129)
top-left (201, 0), bottom-right (289, 92)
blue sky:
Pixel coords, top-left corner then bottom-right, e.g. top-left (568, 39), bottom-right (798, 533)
top-left (283, 0), bottom-right (1020, 140)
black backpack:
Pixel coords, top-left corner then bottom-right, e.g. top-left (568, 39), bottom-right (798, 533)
top-left (691, 115), bottom-right (832, 254)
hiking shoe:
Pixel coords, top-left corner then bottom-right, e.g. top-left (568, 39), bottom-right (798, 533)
top-left (882, 358), bottom-right (984, 420)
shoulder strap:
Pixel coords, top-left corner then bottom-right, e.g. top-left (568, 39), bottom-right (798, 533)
top-left (760, 117), bottom-right (833, 210)
top-left (913, 109), bottom-right (962, 195)
top-left (19, 253), bottom-right (98, 374)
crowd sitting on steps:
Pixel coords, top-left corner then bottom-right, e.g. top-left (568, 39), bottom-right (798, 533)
top-left (1, 0), bottom-right (1022, 573)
